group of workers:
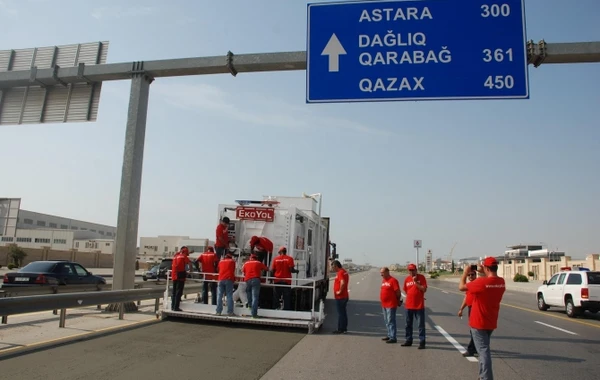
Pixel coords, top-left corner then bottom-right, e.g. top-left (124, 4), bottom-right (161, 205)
top-left (169, 217), bottom-right (299, 317)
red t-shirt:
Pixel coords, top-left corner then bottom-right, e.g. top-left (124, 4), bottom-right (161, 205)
top-left (334, 269), bottom-right (349, 299)
top-left (198, 252), bottom-right (217, 280)
top-left (252, 236), bottom-right (273, 253)
top-left (271, 254), bottom-right (295, 284)
top-left (403, 274), bottom-right (427, 310)
top-left (215, 223), bottom-right (229, 248)
top-left (217, 257), bottom-right (236, 281)
top-left (467, 276), bottom-right (505, 330)
top-left (171, 253), bottom-right (190, 281)
top-left (242, 259), bottom-right (268, 281)
top-left (465, 290), bottom-right (474, 307)
top-left (380, 276), bottom-right (401, 308)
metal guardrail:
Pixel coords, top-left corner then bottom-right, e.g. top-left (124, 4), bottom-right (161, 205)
top-left (0, 284), bottom-right (203, 328)
top-left (0, 283), bottom-right (111, 297)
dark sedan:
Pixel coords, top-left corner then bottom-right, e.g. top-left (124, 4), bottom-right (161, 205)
top-left (1, 260), bottom-right (106, 287)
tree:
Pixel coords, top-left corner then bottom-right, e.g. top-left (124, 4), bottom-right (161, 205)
top-left (451, 260), bottom-right (455, 273)
top-left (9, 245), bottom-right (27, 267)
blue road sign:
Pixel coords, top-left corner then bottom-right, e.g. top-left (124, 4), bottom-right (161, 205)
top-left (306, 0), bottom-right (529, 103)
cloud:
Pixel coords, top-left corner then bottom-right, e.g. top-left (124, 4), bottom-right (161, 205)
top-left (152, 83), bottom-right (397, 137)
top-left (91, 5), bottom-right (157, 20)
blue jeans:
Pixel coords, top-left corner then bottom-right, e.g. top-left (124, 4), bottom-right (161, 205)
top-left (382, 307), bottom-right (397, 340)
top-left (335, 298), bottom-right (348, 331)
top-left (466, 306), bottom-right (477, 354)
top-left (216, 279), bottom-right (234, 314)
top-left (471, 328), bottom-right (494, 380)
top-left (246, 277), bottom-right (261, 317)
top-left (405, 308), bottom-right (426, 343)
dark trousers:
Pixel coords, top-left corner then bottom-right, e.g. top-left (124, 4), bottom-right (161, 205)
top-left (171, 279), bottom-right (186, 309)
top-left (405, 308), bottom-right (426, 343)
top-left (467, 306), bottom-right (477, 354)
top-left (273, 281), bottom-right (292, 310)
top-left (256, 251), bottom-right (272, 266)
top-left (202, 280), bottom-right (217, 305)
top-left (335, 298), bottom-right (349, 332)
top-left (215, 247), bottom-right (226, 260)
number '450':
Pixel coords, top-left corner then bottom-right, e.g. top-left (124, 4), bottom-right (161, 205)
top-left (484, 75), bottom-right (515, 89)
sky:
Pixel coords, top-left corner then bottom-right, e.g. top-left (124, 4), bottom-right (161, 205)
top-left (1, 0), bottom-right (599, 267)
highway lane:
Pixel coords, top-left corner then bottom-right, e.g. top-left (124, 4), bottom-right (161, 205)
top-left (0, 273), bottom-right (364, 379)
top-left (0, 318), bottom-right (305, 380)
top-left (3, 269), bottom-right (596, 379)
top-left (262, 269), bottom-right (490, 380)
top-left (427, 280), bottom-right (600, 378)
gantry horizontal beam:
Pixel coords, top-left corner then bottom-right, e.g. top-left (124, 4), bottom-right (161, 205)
top-left (0, 41), bottom-right (598, 89)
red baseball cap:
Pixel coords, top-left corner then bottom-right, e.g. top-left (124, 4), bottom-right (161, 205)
top-left (483, 257), bottom-right (498, 267)
top-left (407, 263), bottom-right (417, 270)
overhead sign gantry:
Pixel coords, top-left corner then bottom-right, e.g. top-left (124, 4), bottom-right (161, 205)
top-left (0, 0), bottom-right (598, 307)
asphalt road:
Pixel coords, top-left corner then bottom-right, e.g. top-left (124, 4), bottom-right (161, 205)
top-left (0, 318), bottom-right (305, 380)
top-left (1, 270), bottom-right (598, 379)
top-left (261, 270), bottom-right (600, 379)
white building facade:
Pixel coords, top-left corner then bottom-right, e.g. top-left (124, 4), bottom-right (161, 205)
top-left (139, 236), bottom-right (212, 262)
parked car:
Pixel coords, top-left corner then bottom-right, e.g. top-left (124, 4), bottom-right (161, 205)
top-left (142, 264), bottom-right (160, 281)
top-left (1, 260), bottom-right (107, 287)
top-left (537, 268), bottom-right (600, 317)
top-left (157, 258), bottom-right (173, 280)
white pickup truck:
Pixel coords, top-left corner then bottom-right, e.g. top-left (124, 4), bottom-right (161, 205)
top-left (537, 269), bottom-right (600, 317)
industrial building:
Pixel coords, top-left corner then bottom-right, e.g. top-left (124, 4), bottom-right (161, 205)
top-left (139, 236), bottom-right (213, 262)
top-left (0, 198), bottom-right (116, 253)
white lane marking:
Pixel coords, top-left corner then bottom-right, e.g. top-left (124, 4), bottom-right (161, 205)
top-left (442, 291), bottom-right (449, 294)
top-left (435, 325), bottom-right (478, 362)
top-left (534, 321), bottom-right (578, 335)
top-left (357, 282), bottom-right (360, 285)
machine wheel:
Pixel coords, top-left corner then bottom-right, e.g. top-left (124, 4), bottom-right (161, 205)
top-left (537, 294), bottom-right (549, 311)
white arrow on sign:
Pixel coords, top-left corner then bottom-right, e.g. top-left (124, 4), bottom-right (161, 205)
top-left (321, 33), bottom-right (346, 72)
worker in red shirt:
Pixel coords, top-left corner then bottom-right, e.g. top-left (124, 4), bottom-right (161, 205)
top-left (270, 246), bottom-right (298, 310)
top-left (458, 270), bottom-right (478, 357)
top-left (380, 267), bottom-right (402, 343)
top-left (242, 254), bottom-right (268, 318)
top-left (401, 263), bottom-right (427, 349)
top-left (331, 260), bottom-right (349, 334)
top-left (215, 252), bottom-right (236, 316)
top-left (170, 246), bottom-right (191, 311)
top-left (215, 217), bottom-right (230, 260)
top-left (459, 257), bottom-right (505, 380)
top-left (249, 235), bottom-right (273, 266)
top-left (197, 246), bottom-right (218, 305)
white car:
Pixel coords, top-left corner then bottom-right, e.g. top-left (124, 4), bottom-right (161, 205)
top-left (537, 268), bottom-right (600, 317)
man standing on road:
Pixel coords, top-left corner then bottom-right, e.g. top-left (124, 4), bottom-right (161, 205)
top-left (332, 260), bottom-right (349, 334)
top-left (215, 217), bottom-right (230, 260)
top-left (458, 270), bottom-right (478, 357)
top-left (459, 257), bottom-right (506, 380)
top-left (401, 263), bottom-right (427, 349)
top-left (380, 267), bottom-right (402, 344)
top-left (171, 246), bottom-right (191, 311)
